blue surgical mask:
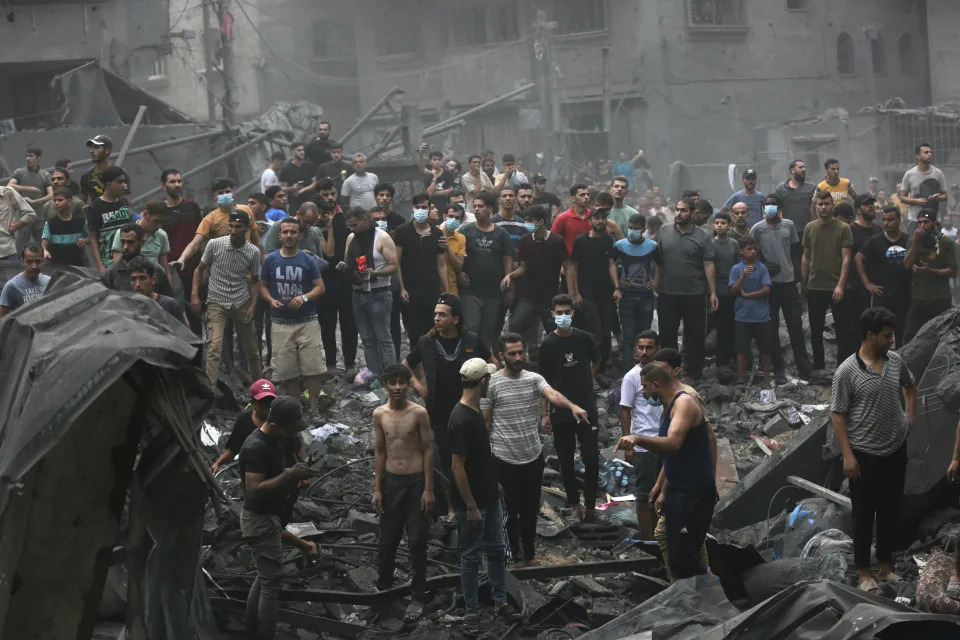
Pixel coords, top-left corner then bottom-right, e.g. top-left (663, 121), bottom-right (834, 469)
top-left (764, 204), bottom-right (779, 218)
top-left (524, 222), bottom-right (537, 233)
top-left (554, 314), bottom-right (573, 330)
top-left (375, 220), bottom-right (388, 231)
top-left (627, 230), bottom-right (644, 242)
top-left (646, 395), bottom-right (663, 407)
top-left (445, 218), bottom-right (461, 231)
top-left (217, 193), bottom-right (234, 207)
top-left (413, 208), bottom-right (429, 223)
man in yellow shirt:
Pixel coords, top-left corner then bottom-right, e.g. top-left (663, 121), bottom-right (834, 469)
top-left (811, 158), bottom-right (857, 216)
top-left (440, 203), bottom-right (466, 294)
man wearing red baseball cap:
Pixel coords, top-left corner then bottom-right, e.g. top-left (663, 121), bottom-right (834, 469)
top-left (211, 379), bottom-right (278, 474)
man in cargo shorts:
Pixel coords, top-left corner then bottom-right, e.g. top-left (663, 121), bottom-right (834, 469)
top-left (259, 218), bottom-right (327, 422)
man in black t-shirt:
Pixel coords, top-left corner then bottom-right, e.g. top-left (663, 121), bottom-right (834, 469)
top-left (539, 294), bottom-right (601, 522)
top-left (856, 206), bottom-right (913, 347)
top-left (278, 142), bottom-right (318, 213)
top-left (238, 396), bottom-right (314, 640)
top-left (568, 208), bottom-right (621, 386)
top-left (419, 145), bottom-right (456, 209)
top-left (85, 165), bottom-right (133, 271)
top-left (129, 257), bottom-right (185, 324)
top-left (304, 120), bottom-right (333, 167)
top-left (315, 140), bottom-right (352, 193)
top-left (403, 294), bottom-right (490, 508)
top-left (450, 358), bottom-right (519, 636)
top-left (395, 199), bottom-right (449, 349)
top-left (532, 174), bottom-right (562, 221)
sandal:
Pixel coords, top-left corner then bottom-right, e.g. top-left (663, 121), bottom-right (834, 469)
top-left (858, 576), bottom-right (881, 595)
top-left (947, 581), bottom-right (960, 601)
top-left (403, 601), bottom-right (424, 625)
top-left (495, 602), bottom-right (521, 623)
top-left (462, 612), bottom-right (481, 637)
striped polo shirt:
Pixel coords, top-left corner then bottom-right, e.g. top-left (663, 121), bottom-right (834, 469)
top-left (200, 236), bottom-right (261, 309)
top-left (830, 350), bottom-right (915, 456)
top-left (481, 369), bottom-right (550, 465)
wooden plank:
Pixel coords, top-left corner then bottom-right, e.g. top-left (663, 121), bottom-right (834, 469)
top-left (715, 437), bottom-right (739, 498)
top-left (786, 475), bottom-right (852, 510)
top-left (750, 435), bottom-right (774, 456)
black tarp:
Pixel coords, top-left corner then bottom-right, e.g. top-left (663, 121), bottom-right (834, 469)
top-left (581, 578), bottom-right (960, 640)
top-left (0, 273), bottom-right (216, 640)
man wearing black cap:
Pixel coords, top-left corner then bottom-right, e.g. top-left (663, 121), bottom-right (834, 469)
top-left (721, 169), bottom-right (766, 227)
top-left (84, 165), bottom-right (133, 272)
top-left (532, 174), bottom-right (561, 220)
top-left (904, 208), bottom-right (956, 343)
top-left (194, 209), bottom-right (263, 386)
top-left (80, 135), bottom-right (128, 204)
top-left (238, 395), bottom-right (315, 640)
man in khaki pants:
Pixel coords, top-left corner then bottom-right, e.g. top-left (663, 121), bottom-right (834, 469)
top-left (193, 209), bottom-right (263, 386)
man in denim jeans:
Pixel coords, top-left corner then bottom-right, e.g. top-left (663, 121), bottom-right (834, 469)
top-left (339, 206), bottom-right (398, 378)
top-left (449, 358), bottom-right (521, 637)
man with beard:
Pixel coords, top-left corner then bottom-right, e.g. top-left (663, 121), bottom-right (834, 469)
top-left (899, 143), bottom-right (947, 223)
top-left (316, 140), bottom-right (352, 193)
top-left (101, 223), bottom-right (174, 296)
top-left (652, 197), bottom-right (717, 383)
top-left (802, 191), bottom-right (854, 371)
top-left (262, 202), bottom-right (325, 256)
top-left (615, 361), bottom-right (715, 579)
top-left (750, 195), bottom-right (811, 380)
top-left (904, 209), bottom-right (956, 343)
top-left (111, 200), bottom-right (170, 269)
top-left (846, 195), bottom-right (881, 349)
top-left (259, 218), bottom-right (327, 422)
top-left (278, 142), bottom-right (317, 214)
top-left (532, 174), bottom-right (561, 220)
top-left (161, 169), bottom-right (203, 329)
top-left (619, 330), bottom-right (662, 538)
top-left (340, 206), bottom-right (399, 379)
top-left (450, 358), bottom-right (521, 637)
top-left (857, 207), bottom-right (913, 346)
top-left (775, 159), bottom-right (817, 232)
top-left (403, 294), bottom-right (491, 512)
top-left (729, 202), bottom-right (752, 244)
top-left (128, 256), bottom-right (185, 324)
top-left (482, 333), bottom-right (588, 567)
top-left (194, 210), bottom-right (263, 386)
top-left (0, 243), bottom-right (49, 317)
top-left (372, 363), bottom-right (435, 624)
top-left (720, 169), bottom-right (765, 227)
top-left (831, 307), bottom-right (916, 594)
top-left (316, 178), bottom-right (358, 375)
top-left (305, 120), bottom-right (334, 167)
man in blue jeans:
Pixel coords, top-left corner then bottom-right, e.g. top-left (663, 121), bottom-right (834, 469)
top-left (449, 358), bottom-right (521, 637)
top-left (340, 206), bottom-right (399, 378)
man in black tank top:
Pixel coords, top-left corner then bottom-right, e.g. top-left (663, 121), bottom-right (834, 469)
top-left (615, 362), bottom-right (715, 579)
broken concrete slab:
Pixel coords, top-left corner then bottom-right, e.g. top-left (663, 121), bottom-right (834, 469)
top-left (713, 417), bottom-right (836, 531)
top-left (346, 509), bottom-right (379, 535)
top-left (344, 566), bottom-right (380, 593)
top-left (571, 576), bottom-right (612, 597)
top-left (761, 414), bottom-right (790, 438)
top-left (589, 597), bottom-right (623, 626)
top-left (715, 438), bottom-right (739, 499)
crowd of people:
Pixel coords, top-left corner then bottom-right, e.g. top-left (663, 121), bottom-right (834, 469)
top-left (2, 124), bottom-right (960, 639)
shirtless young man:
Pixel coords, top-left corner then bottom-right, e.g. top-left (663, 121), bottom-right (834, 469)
top-left (373, 363), bottom-right (435, 624)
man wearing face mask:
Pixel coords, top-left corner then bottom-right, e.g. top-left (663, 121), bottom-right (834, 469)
top-left (395, 194), bottom-right (449, 349)
top-left (503, 206), bottom-right (568, 345)
top-left (619, 330), bottom-right (663, 539)
top-left (750, 194), bottom-right (811, 381)
top-left (539, 294), bottom-right (601, 524)
top-left (169, 177), bottom-right (263, 270)
top-left (440, 204), bottom-right (467, 295)
top-left (775, 159), bottom-right (816, 232)
top-left (615, 213), bottom-right (658, 372)
top-left (615, 361), bottom-right (715, 579)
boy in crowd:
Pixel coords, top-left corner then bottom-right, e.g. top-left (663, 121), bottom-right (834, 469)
top-left (42, 186), bottom-right (89, 266)
top-left (711, 211), bottom-right (739, 374)
top-left (729, 237), bottom-right (773, 386)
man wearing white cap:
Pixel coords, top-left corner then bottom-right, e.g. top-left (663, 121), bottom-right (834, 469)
top-left (449, 358), bottom-right (520, 637)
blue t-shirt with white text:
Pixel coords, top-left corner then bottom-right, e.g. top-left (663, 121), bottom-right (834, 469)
top-left (260, 250), bottom-right (321, 323)
top-left (0, 273), bottom-right (51, 312)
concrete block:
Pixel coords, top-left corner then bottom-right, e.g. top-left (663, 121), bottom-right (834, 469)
top-left (571, 575), bottom-right (612, 597)
top-left (347, 509), bottom-right (380, 535)
top-left (345, 566), bottom-right (380, 592)
top-left (589, 598), bottom-right (622, 626)
top-left (761, 414), bottom-right (790, 438)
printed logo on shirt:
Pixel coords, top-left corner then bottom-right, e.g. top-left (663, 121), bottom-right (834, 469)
top-left (273, 265), bottom-right (306, 298)
top-left (474, 237), bottom-right (493, 253)
top-left (885, 245), bottom-right (907, 265)
top-left (102, 206), bottom-right (130, 224)
top-left (563, 352), bottom-right (578, 367)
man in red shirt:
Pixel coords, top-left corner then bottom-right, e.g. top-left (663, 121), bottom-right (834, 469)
top-left (552, 183), bottom-right (592, 254)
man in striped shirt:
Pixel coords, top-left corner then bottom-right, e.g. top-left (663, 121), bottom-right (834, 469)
top-left (481, 332), bottom-right (588, 566)
top-left (193, 210), bottom-right (263, 387)
top-left (831, 306), bottom-right (917, 595)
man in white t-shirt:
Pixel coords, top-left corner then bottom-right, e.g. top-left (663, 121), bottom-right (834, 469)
top-left (260, 152), bottom-right (284, 194)
top-left (900, 142), bottom-right (947, 222)
top-left (341, 153), bottom-right (379, 210)
top-left (619, 330), bottom-right (662, 539)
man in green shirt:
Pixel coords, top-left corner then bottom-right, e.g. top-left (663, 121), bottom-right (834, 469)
top-left (903, 208), bottom-right (956, 344)
top-left (802, 190), bottom-right (854, 371)
top-left (609, 176), bottom-right (639, 235)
